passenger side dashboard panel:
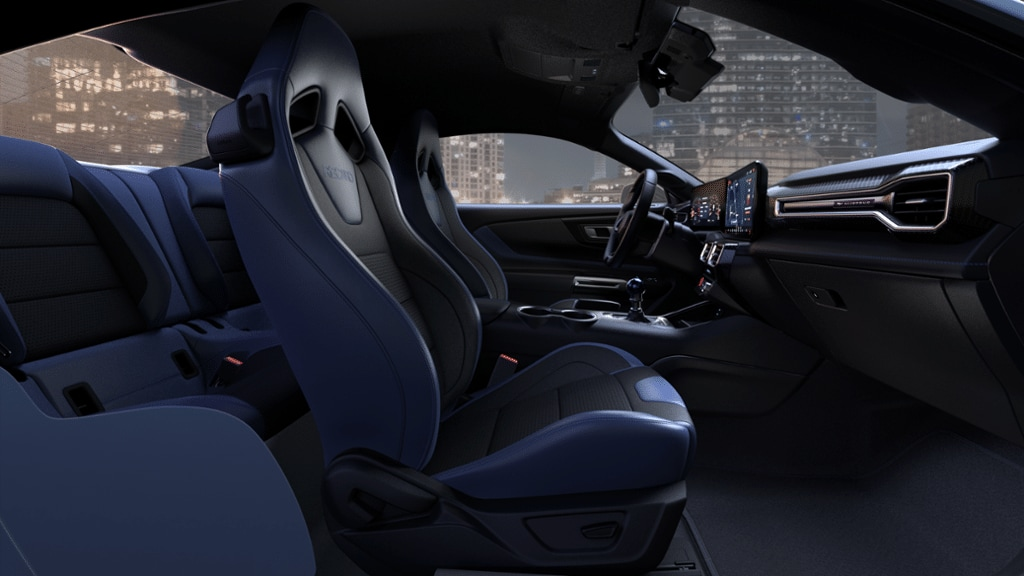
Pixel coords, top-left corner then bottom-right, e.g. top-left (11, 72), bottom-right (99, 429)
top-left (769, 152), bottom-right (993, 239)
top-left (739, 139), bottom-right (1024, 445)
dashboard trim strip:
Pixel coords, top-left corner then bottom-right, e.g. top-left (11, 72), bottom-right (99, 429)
top-left (771, 170), bottom-right (960, 232)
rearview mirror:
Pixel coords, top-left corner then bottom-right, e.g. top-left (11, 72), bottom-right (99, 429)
top-left (637, 19), bottom-right (723, 107)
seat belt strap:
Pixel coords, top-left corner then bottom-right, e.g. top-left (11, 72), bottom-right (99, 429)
top-left (487, 353), bottom-right (519, 387)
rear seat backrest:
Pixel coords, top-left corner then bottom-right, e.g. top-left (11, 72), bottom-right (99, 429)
top-left (86, 165), bottom-right (197, 325)
top-left (124, 165), bottom-right (307, 436)
top-left (0, 139), bottom-right (168, 361)
top-left (0, 136), bottom-right (303, 436)
top-left (149, 166), bottom-right (262, 317)
top-left (90, 165), bottom-right (280, 374)
top-left (0, 190), bottom-right (148, 359)
top-left (144, 167), bottom-right (285, 376)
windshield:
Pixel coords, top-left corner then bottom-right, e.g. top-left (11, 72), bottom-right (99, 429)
top-left (0, 35), bottom-right (230, 167)
top-left (614, 7), bottom-right (991, 186)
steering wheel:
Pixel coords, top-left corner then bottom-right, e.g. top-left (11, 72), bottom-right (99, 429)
top-left (604, 168), bottom-right (657, 267)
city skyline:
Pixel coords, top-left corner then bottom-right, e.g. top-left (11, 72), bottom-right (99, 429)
top-left (2, 23), bottom-right (990, 205)
top-left (651, 8), bottom-right (879, 183)
top-left (1, 35), bottom-right (227, 167)
top-left (439, 133), bottom-right (506, 203)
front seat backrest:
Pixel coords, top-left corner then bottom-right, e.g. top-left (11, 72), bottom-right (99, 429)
top-left (207, 3), bottom-right (478, 466)
top-left (391, 109), bottom-right (508, 300)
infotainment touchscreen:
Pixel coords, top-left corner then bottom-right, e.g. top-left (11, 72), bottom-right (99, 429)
top-left (723, 162), bottom-right (765, 237)
top-left (688, 161), bottom-right (767, 238)
top-left (688, 179), bottom-right (725, 228)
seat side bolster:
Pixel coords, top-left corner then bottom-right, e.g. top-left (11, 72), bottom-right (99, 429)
top-left (432, 410), bottom-right (693, 499)
top-left (0, 369), bottom-right (314, 575)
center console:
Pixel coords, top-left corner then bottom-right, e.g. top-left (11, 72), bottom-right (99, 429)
top-left (472, 161), bottom-right (823, 415)
top-left (477, 291), bottom-right (723, 368)
top-left (475, 286), bottom-right (820, 416)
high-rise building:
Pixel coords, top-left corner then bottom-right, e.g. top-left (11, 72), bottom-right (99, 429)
top-left (906, 104), bottom-right (989, 151)
top-left (651, 9), bottom-right (877, 182)
top-left (440, 133), bottom-right (506, 203)
top-left (592, 152), bottom-right (608, 181)
top-left (0, 35), bottom-right (226, 166)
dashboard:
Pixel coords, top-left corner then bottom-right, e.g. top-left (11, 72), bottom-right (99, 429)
top-left (674, 138), bottom-right (1024, 447)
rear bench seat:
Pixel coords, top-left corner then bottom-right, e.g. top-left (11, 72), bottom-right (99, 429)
top-left (158, 165), bottom-right (307, 409)
top-left (99, 163), bottom-right (308, 435)
top-left (0, 135), bottom-right (305, 438)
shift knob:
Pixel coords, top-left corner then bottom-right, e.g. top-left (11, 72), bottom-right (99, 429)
top-left (626, 277), bottom-right (647, 322)
top-left (626, 277), bottom-right (645, 298)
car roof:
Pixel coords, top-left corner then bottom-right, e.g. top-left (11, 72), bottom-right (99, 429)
top-left (9, 0), bottom-right (1024, 150)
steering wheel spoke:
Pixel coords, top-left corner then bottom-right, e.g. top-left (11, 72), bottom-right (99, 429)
top-left (604, 169), bottom-right (657, 267)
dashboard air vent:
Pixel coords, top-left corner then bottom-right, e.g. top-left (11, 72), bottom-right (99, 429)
top-left (890, 176), bottom-right (950, 227)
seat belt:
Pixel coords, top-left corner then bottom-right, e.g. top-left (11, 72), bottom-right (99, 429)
top-left (487, 353), bottom-right (519, 387)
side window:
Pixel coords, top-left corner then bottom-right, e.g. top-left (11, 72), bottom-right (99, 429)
top-left (439, 133), bottom-right (634, 205)
top-left (0, 35), bottom-right (230, 167)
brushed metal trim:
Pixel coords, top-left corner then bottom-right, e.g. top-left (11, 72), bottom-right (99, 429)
top-left (773, 172), bottom-right (954, 232)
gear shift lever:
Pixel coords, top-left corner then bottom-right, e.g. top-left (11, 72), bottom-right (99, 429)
top-left (625, 277), bottom-right (649, 323)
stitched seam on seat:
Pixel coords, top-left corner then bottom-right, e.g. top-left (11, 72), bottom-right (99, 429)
top-left (484, 408), bottom-right (501, 456)
top-left (0, 515), bottom-right (38, 576)
top-left (616, 369), bottom-right (643, 412)
top-left (4, 285), bottom-right (127, 306)
top-left (558, 386), bottom-right (564, 420)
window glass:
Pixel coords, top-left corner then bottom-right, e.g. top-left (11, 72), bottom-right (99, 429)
top-left (441, 133), bottom-right (633, 204)
top-left (614, 7), bottom-right (991, 185)
top-left (1, 35), bottom-right (230, 167)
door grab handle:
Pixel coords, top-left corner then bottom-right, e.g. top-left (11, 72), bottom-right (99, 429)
top-left (582, 225), bottom-right (613, 240)
top-left (573, 276), bottom-right (627, 291)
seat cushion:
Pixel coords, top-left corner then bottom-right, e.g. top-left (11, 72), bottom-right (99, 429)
top-left (133, 393), bottom-right (267, 438)
top-left (426, 342), bottom-right (695, 499)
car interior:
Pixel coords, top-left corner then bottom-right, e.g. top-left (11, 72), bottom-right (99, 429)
top-left (1, 0), bottom-right (1023, 575)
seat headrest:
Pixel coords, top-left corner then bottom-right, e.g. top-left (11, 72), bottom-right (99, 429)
top-left (209, 4), bottom-right (372, 166)
top-left (0, 136), bottom-right (76, 201)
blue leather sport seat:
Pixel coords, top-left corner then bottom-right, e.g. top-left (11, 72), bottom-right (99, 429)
top-left (207, 4), bottom-right (696, 574)
top-left (390, 108), bottom-right (508, 301)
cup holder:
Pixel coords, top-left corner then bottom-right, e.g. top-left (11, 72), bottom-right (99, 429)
top-left (516, 306), bottom-right (598, 330)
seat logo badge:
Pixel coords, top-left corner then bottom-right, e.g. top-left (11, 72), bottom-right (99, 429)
top-left (323, 165), bottom-right (356, 183)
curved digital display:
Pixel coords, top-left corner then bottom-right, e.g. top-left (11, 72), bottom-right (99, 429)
top-left (689, 161), bottom-right (767, 238)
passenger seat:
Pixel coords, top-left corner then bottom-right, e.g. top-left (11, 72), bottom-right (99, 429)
top-left (390, 109), bottom-right (508, 300)
top-left (390, 108), bottom-right (622, 312)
